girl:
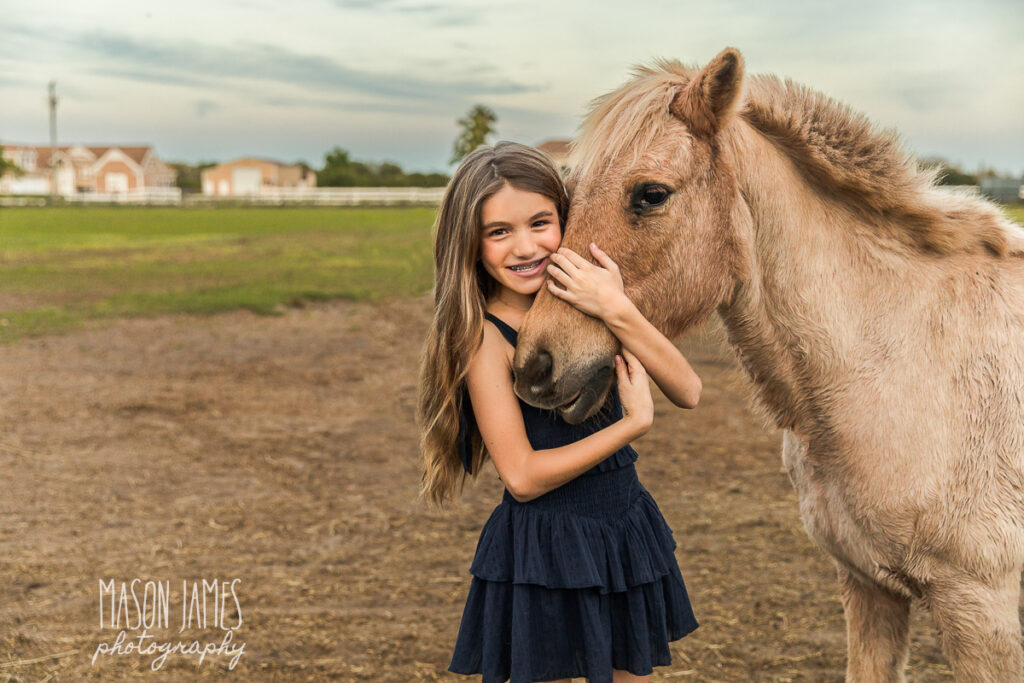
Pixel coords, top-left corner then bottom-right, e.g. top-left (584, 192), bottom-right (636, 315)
top-left (417, 141), bottom-right (701, 683)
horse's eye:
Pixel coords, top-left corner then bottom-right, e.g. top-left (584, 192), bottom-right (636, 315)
top-left (630, 184), bottom-right (672, 213)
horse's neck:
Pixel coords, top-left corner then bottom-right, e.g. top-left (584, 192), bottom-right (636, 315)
top-left (718, 124), bottom-right (908, 437)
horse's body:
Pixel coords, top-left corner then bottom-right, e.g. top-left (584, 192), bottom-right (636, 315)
top-left (513, 48), bottom-right (1024, 681)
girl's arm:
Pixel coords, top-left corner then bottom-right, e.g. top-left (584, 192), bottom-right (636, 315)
top-left (546, 243), bottom-right (702, 409)
top-left (466, 322), bottom-right (652, 503)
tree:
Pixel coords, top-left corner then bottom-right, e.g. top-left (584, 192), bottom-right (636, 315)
top-left (319, 147), bottom-right (358, 186)
top-left (168, 161), bottom-right (216, 193)
top-left (318, 147), bottom-right (449, 187)
top-left (0, 145), bottom-right (24, 178)
top-left (450, 105), bottom-right (497, 165)
top-left (919, 156), bottom-right (977, 186)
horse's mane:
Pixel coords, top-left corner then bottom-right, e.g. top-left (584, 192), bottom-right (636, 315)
top-left (571, 60), bottom-right (1024, 257)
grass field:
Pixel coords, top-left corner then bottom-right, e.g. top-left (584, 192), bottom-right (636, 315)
top-left (0, 207), bottom-right (436, 342)
top-left (0, 204), bottom-right (1020, 344)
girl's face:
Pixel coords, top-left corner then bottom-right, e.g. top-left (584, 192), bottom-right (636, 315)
top-left (478, 183), bottom-right (562, 299)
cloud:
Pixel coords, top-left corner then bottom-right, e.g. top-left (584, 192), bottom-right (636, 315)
top-left (332, 0), bottom-right (483, 26)
top-left (394, 4), bottom-right (482, 26)
top-left (0, 73), bottom-right (28, 87)
top-left (193, 99), bottom-right (220, 118)
top-left (70, 30), bottom-right (534, 103)
top-left (333, 0), bottom-right (402, 7)
top-left (255, 93), bottom-right (449, 115)
top-left (893, 84), bottom-right (958, 113)
top-left (95, 67), bottom-right (209, 88)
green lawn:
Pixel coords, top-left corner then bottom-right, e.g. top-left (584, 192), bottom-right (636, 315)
top-left (1006, 206), bottom-right (1024, 224)
top-left (0, 207), bottom-right (436, 342)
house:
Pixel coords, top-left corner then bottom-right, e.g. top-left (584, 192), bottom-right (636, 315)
top-left (0, 144), bottom-right (177, 195)
top-left (536, 139), bottom-right (571, 174)
top-left (200, 158), bottom-right (316, 196)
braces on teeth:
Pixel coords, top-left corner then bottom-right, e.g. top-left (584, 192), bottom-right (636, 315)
top-left (509, 260), bottom-right (542, 271)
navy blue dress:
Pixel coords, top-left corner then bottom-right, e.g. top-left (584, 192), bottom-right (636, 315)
top-left (448, 312), bottom-right (698, 683)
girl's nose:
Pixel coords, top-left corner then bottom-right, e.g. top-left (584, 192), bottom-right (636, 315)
top-left (511, 229), bottom-right (536, 257)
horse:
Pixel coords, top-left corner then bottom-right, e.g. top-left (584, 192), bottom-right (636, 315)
top-left (512, 47), bottom-right (1024, 681)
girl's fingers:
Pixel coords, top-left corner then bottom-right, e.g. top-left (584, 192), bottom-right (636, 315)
top-left (614, 354), bottom-right (627, 380)
top-left (618, 350), bottom-right (634, 381)
top-left (589, 243), bottom-right (621, 273)
top-left (545, 264), bottom-right (572, 285)
top-left (547, 280), bottom-right (571, 299)
top-left (557, 247), bottom-right (590, 270)
top-left (549, 251), bottom-right (579, 274)
top-left (621, 348), bottom-right (646, 377)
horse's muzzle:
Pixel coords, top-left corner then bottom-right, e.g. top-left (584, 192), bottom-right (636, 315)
top-left (514, 352), bottom-right (614, 424)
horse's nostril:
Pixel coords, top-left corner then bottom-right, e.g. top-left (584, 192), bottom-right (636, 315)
top-left (527, 350), bottom-right (553, 396)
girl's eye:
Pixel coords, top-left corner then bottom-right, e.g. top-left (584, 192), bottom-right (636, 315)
top-left (487, 228), bottom-right (508, 237)
top-left (532, 220), bottom-right (549, 228)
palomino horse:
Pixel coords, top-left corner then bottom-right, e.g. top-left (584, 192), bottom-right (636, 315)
top-left (514, 48), bottom-right (1024, 681)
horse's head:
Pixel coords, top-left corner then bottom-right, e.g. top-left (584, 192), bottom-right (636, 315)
top-left (514, 48), bottom-right (751, 422)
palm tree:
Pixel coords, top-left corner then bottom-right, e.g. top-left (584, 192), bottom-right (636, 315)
top-left (450, 105), bottom-right (497, 165)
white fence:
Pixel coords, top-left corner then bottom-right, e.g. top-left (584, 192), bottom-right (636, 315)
top-left (60, 188), bottom-right (183, 205)
top-left (0, 187), bottom-right (446, 207)
top-left (188, 187), bottom-right (446, 206)
top-left (0, 196), bottom-right (47, 207)
top-left (0, 188), bottom-right (182, 206)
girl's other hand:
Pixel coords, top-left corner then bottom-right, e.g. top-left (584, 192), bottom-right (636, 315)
top-left (614, 348), bottom-right (654, 438)
top-left (546, 243), bottom-right (631, 321)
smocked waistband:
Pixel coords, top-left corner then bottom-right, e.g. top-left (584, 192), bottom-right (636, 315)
top-left (502, 463), bottom-right (639, 518)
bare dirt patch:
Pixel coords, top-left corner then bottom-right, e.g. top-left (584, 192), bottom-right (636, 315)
top-left (0, 298), bottom-right (960, 680)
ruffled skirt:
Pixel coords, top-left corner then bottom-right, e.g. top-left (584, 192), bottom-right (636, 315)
top-left (449, 464), bottom-right (698, 683)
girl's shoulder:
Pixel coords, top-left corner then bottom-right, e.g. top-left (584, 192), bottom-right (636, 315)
top-left (483, 311), bottom-right (520, 345)
top-left (469, 316), bottom-right (514, 381)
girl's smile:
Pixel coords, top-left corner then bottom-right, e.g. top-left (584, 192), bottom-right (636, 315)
top-left (506, 256), bottom-right (548, 277)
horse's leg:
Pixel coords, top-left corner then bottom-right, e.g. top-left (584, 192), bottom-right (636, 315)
top-left (926, 571), bottom-right (1023, 682)
top-left (837, 566), bottom-right (911, 682)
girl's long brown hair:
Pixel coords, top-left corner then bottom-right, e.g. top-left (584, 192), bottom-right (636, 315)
top-left (417, 142), bottom-right (569, 508)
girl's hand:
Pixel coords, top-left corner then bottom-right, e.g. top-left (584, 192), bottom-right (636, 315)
top-left (546, 243), bottom-right (631, 321)
top-left (614, 348), bottom-right (654, 438)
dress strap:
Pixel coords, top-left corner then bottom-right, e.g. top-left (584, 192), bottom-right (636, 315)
top-left (484, 311), bottom-right (518, 347)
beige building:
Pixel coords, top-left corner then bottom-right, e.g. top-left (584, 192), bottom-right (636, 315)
top-left (0, 144), bottom-right (176, 195)
top-left (536, 139), bottom-right (571, 173)
top-left (201, 158), bottom-right (316, 196)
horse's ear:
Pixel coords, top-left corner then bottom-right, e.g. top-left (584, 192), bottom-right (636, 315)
top-left (671, 47), bottom-right (745, 136)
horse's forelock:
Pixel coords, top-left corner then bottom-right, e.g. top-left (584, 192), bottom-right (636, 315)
top-left (570, 60), bottom-right (699, 181)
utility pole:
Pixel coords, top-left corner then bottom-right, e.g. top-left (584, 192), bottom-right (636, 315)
top-left (48, 80), bottom-right (57, 199)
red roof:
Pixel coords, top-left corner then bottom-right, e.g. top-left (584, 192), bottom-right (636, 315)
top-left (2, 143), bottom-right (152, 168)
top-left (536, 139), bottom-right (571, 157)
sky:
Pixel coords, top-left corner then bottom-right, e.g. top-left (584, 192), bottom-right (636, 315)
top-left (1, 0), bottom-right (1022, 174)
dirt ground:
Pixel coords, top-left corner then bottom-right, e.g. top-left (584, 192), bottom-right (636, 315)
top-left (0, 296), bottom-right (966, 681)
